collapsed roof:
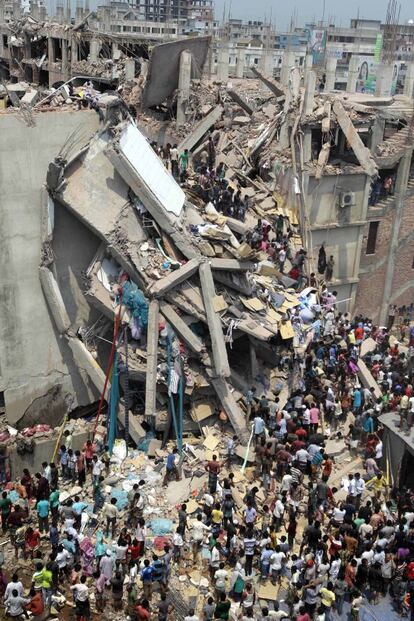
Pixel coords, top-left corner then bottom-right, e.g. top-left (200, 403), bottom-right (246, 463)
top-left (40, 105), bottom-right (310, 445)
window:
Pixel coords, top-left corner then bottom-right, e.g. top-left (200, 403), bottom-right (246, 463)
top-left (366, 221), bottom-right (379, 255)
top-left (412, 257), bottom-right (414, 269)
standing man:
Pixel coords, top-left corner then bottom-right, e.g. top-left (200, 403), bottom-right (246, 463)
top-left (163, 448), bottom-right (180, 486)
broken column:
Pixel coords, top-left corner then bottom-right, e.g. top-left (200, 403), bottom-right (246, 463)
top-left (90, 38), bottom-right (100, 61)
top-left (325, 57), bottom-right (337, 92)
top-left (75, 0), bottom-right (83, 22)
top-left (404, 62), bottom-right (414, 98)
top-left (304, 53), bottom-right (313, 78)
top-left (370, 117), bottom-right (385, 152)
top-left (199, 262), bottom-right (230, 378)
top-left (217, 42), bottom-right (229, 83)
top-left (346, 55), bottom-right (359, 93)
top-left (259, 49), bottom-right (274, 94)
top-left (280, 49), bottom-right (295, 87)
top-left (48, 37), bottom-right (55, 64)
top-left (62, 40), bottom-right (68, 73)
top-left (235, 46), bottom-right (246, 78)
top-left (375, 63), bottom-right (393, 97)
top-left (124, 58), bottom-right (135, 80)
top-left (176, 49), bottom-right (192, 127)
top-left (56, 2), bottom-right (64, 23)
top-left (303, 70), bottom-right (317, 115)
top-left (144, 300), bottom-right (159, 420)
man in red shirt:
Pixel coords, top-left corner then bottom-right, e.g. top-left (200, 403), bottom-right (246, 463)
top-left (83, 440), bottom-right (96, 472)
top-left (296, 607), bottom-right (311, 621)
top-left (135, 599), bottom-right (151, 620)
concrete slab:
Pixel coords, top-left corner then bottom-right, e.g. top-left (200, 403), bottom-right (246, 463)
top-left (142, 36), bottom-right (210, 108)
top-left (178, 106), bottom-right (224, 153)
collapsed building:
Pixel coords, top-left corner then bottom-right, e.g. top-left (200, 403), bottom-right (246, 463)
top-left (1, 12), bottom-right (414, 471)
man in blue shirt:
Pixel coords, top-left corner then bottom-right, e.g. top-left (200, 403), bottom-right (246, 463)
top-left (163, 448), bottom-right (180, 486)
top-left (36, 498), bottom-right (49, 534)
top-left (140, 559), bottom-right (154, 600)
top-left (253, 415), bottom-right (265, 445)
top-left (353, 387), bottom-right (362, 414)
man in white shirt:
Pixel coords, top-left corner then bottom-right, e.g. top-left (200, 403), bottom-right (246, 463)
top-left (354, 473), bottom-right (366, 509)
top-left (270, 545), bottom-right (286, 585)
top-left (191, 515), bottom-right (211, 560)
top-left (331, 506), bottom-right (346, 526)
top-left (214, 562), bottom-right (228, 597)
top-left (273, 496), bottom-right (285, 532)
top-left (4, 574), bottom-right (24, 600)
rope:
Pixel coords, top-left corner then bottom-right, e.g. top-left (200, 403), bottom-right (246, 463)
top-left (123, 327), bottom-right (130, 454)
top-left (92, 289), bottom-right (123, 441)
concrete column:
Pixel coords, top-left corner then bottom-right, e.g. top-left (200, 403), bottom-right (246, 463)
top-left (375, 63), bottom-right (393, 97)
top-left (249, 339), bottom-right (259, 380)
top-left (176, 49), bottom-right (192, 126)
top-left (370, 117), bottom-right (385, 152)
top-left (236, 46), bottom-right (246, 78)
top-left (62, 39), bottom-right (68, 73)
top-left (217, 43), bottom-right (229, 83)
top-left (48, 37), bottom-right (55, 64)
top-left (304, 53), bottom-right (313, 78)
top-left (346, 54), bottom-right (359, 93)
top-left (24, 33), bottom-right (31, 60)
top-left (278, 81), bottom-right (293, 150)
top-left (75, 4), bottom-right (83, 22)
top-left (259, 49), bottom-right (273, 94)
top-left (199, 262), bottom-right (230, 378)
top-left (56, 5), bottom-right (64, 23)
top-left (144, 300), bottom-right (159, 420)
top-left (325, 57), bottom-right (337, 92)
top-left (379, 146), bottom-right (414, 325)
top-left (90, 38), bottom-right (100, 61)
top-left (124, 58), bottom-right (135, 80)
top-left (403, 62), bottom-right (414, 98)
top-left (303, 70), bottom-right (317, 115)
top-left (66, 0), bottom-right (71, 23)
top-left (303, 129), bottom-right (312, 163)
top-left (280, 49), bottom-right (295, 87)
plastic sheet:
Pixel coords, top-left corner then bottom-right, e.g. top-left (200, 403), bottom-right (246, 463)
top-left (110, 488), bottom-right (129, 510)
top-left (150, 518), bottom-right (174, 535)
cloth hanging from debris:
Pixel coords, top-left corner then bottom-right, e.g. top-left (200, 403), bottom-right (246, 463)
top-left (122, 281), bottom-right (149, 327)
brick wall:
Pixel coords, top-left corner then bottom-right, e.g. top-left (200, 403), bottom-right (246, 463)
top-left (355, 191), bottom-right (414, 322)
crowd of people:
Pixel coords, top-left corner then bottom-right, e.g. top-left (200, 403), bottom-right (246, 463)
top-left (0, 306), bottom-right (414, 621)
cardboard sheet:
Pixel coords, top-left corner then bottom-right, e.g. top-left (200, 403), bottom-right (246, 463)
top-left (279, 320), bottom-right (295, 340)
